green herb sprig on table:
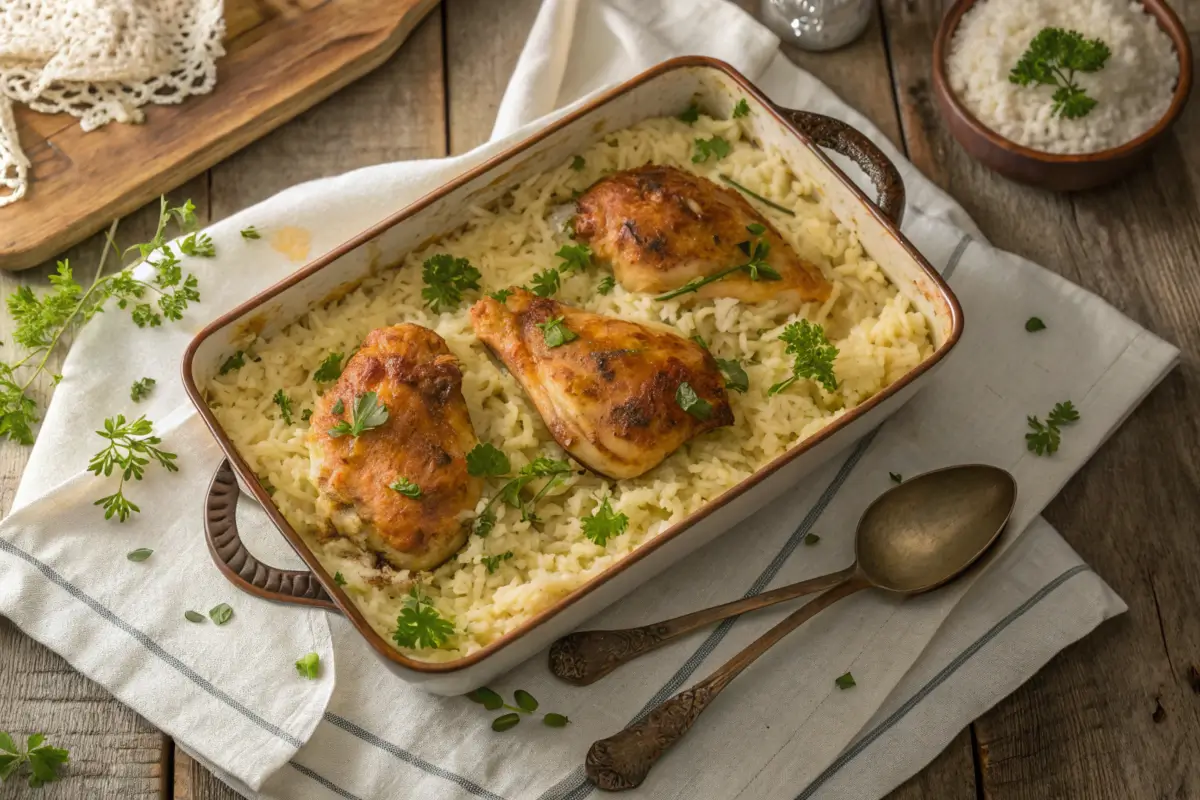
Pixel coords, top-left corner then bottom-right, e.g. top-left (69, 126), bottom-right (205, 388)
top-left (0, 732), bottom-right (69, 788)
top-left (0, 197), bottom-right (203, 445)
top-left (466, 687), bottom-right (570, 731)
top-left (768, 320), bottom-right (838, 396)
top-left (421, 254), bottom-right (481, 313)
top-left (88, 415), bottom-right (178, 522)
top-left (130, 377), bottom-right (155, 403)
top-left (655, 225), bottom-right (779, 301)
top-left (1026, 400), bottom-right (1080, 455)
top-left (392, 585), bottom-right (455, 650)
top-left (327, 391), bottom-right (389, 439)
top-left (1009, 27), bottom-right (1111, 119)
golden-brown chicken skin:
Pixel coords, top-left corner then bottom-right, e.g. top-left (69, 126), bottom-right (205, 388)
top-left (574, 165), bottom-right (831, 309)
top-left (470, 289), bottom-right (733, 480)
top-left (308, 324), bottom-right (481, 571)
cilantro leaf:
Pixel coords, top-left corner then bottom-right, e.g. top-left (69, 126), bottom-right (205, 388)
top-left (1009, 28), bottom-right (1110, 119)
top-left (582, 497), bottom-right (628, 546)
top-left (732, 98), bottom-right (751, 118)
top-left (130, 377), bottom-right (155, 403)
top-left (768, 320), bottom-right (838, 396)
top-left (481, 551), bottom-right (514, 573)
top-left (529, 269), bottom-right (561, 298)
top-left (421, 254), bottom-right (482, 312)
top-left (715, 358), bottom-right (748, 393)
top-left (273, 389), bottom-right (294, 425)
top-left (597, 275), bottom-right (615, 295)
top-left (692, 135), bottom-right (731, 163)
top-left (466, 443), bottom-right (511, 477)
top-left (392, 586), bottom-right (454, 649)
top-left (312, 352), bottom-right (344, 382)
top-left (556, 243), bottom-right (592, 273)
top-left (389, 476), bottom-right (422, 498)
top-left (295, 652), bottom-right (320, 679)
top-left (676, 381), bottom-right (713, 420)
top-left (535, 316), bottom-right (578, 348)
top-left (327, 391), bottom-right (389, 439)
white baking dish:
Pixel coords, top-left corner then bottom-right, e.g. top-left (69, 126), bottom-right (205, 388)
top-left (182, 56), bottom-right (962, 695)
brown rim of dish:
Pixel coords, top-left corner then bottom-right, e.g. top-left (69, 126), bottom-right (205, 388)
top-left (181, 55), bottom-right (964, 675)
top-left (932, 0), bottom-right (1193, 163)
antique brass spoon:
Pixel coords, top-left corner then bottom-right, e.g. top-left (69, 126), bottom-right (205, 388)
top-left (578, 464), bottom-right (1016, 791)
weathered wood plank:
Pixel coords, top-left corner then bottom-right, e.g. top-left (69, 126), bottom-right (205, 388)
top-left (880, 0), bottom-right (1200, 797)
top-left (887, 729), bottom-right (978, 800)
top-left (173, 750), bottom-right (238, 800)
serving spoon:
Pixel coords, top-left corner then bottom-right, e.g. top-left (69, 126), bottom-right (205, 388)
top-left (572, 464), bottom-right (1016, 791)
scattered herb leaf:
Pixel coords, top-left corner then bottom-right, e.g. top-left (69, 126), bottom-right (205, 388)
top-left (273, 389), bottom-right (294, 425)
top-left (597, 275), bottom-right (616, 295)
top-left (676, 381), bottom-right (713, 420)
top-left (535, 316), bottom-right (578, 348)
top-left (295, 652), bottom-right (320, 679)
top-left (219, 351), bottom-right (245, 376)
top-left (768, 320), bottom-right (838, 396)
top-left (467, 687), bottom-right (504, 710)
top-left (389, 476), bottom-right (422, 498)
top-left (835, 672), bottom-right (857, 690)
top-left (543, 713), bottom-right (570, 727)
top-left (328, 391), bottom-right (388, 439)
top-left (529, 269), bottom-right (561, 298)
top-left (715, 358), bottom-right (748, 393)
top-left (240, 226), bottom-right (262, 240)
top-left (301, 408), bottom-right (312, 422)
top-left (184, 610), bottom-right (205, 623)
top-left (89, 415), bottom-right (178, 522)
top-left (488, 288), bottom-right (514, 303)
top-left (804, 533), bottom-right (820, 546)
top-left (481, 552), bottom-right (514, 573)
top-left (492, 713), bottom-right (521, 732)
top-left (313, 352), bottom-right (344, 383)
top-left (582, 497), bottom-right (628, 546)
top-left (570, 155), bottom-right (586, 171)
top-left (130, 377), bottom-right (156, 403)
top-left (179, 232), bottom-right (215, 258)
top-left (209, 604), bottom-right (233, 625)
top-left (126, 548), bottom-right (153, 562)
top-left (333, 572), bottom-right (347, 587)
top-left (655, 232), bottom-right (776, 301)
top-left (514, 690), bottom-right (539, 713)
top-left (466, 443), bottom-right (511, 478)
top-left (392, 585), bottom-right (454, 650)
top-left (1026, 400), bottom-right (1080, 456)
top-left (556, 243), bottom-right (592, 274)
top-left (890, 472), bottom-right (903, 484)
top-left (421, 254), bottom-right (482, 313)
top-left (678, 102), bottom-right (700, 124)
top-left (1025, 317), bottom-right (1046, 332)
top-left (331, 398), bottom-right (345, 415)
top-left (692, 135), bottom-right (732, 163)
top-left (732, 98), bottom-right (751, 118)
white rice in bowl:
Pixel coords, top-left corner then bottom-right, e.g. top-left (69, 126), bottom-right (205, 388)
top-left (206, 112), bottom-right (935, 662)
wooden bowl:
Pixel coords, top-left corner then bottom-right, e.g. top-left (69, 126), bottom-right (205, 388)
top-left (932, 0), bottom-right (1193, 191)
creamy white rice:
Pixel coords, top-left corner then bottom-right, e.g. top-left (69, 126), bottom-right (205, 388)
top-left (947, 0), bottom-right (1177, 154)
top-left (206, 113), bottom-right (934, 662)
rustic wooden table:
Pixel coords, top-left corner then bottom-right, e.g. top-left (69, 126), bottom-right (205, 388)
top-left (2, 1), bottom-right (1198, 797)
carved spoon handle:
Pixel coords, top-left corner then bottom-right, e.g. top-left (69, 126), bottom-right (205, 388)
top-left (584, 577), bottom-right (867, 791)
top-left (550, 564), bottom-right (857, 686)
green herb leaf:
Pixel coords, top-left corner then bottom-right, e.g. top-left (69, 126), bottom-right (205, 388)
top-left (692, 135), bottom-right (732, 163)
top-left (209, 603), bottom-right (233, 625)
top-left (889, 472), bottom-right (903, 484)
top-left (1025, 316), bottom-right (1046, 332)
top-left (481, 551), bottom-right (514, 573)
top-left (535, 316), bottom-right (578, 348)
top-left (467, 442), bottom-right (511, 477)
top-left (1009, 28), bottom-right (1110, 119)
top-left (219, 351), bottom-right (245, 376)
top-left (529, 269), bottom-right (561, 298)
top-left (491, 712), bottom-right (521, 732)
top-left (597, 275), bottom-right (616, 295)
top-left (732, 98), bottom-right (751, 118)
top-left (392, 586), bottom-right (455, 650)
top-left (715, 358), bottom-right (748, 393)
top-left (327, 391), bottom-right (389, 439)
top-left (331, 398), bottom-right (345, 415)
top-left (543, 713), bottom-right (571, 727)
top-left (389, 476), bottom-right (422, 498)
top-left (295, 652), bottom-right (320, 679)
top-left (556, 243), bottom-right (592, 274)
top-left (126, 548), bottom-right (153, 562)
top-left (170, 199), bottom-right (199, 231)
top-left (184, 610), bottom-right (206, 623)
top-left (180, 232), bottom-right (215, 258)
top-left (678, 102), bottom-right (700, 124)
top-left (89, 414), bottom-right (178, 522)
top-left (421, 254), bottom-right (482, 313)
top-left (804, 533), bottom-right (820, 546)
top-left (488, 288), bottom-right (514, 303)
top-left (768, 320), bottom-right (838, 396)
top-left (1026, 400), bottom-right (1080, 456)
top-left (130, 377), bottom-right (156, 403)
top-left (675, 381), bottom-right (714, 420)
top-left (240, 226), bottom-right (261, 240)
top-left (472, 507), bottom-right (497, 538)
top-left (691, 334), bottom-right (708, 350)
top-left (0, 732), bottom-right (69, 787)
top-left (313, 352), bottom-right (344, 382)
top-left (655, 234), bottom-right (775, 301)
top-left (273, 389), bottom-right (294, 425)
top-left (570, 155), bottom-right (586, 171)
top-left (514, 690), bottom-right (539, 712)
top-left (835, 671), bottom-right (857, 690)
top-left (582, 496), bottom-right (628, 546)
top-left (333, 572), bottom-right (347, 586)
top-left (467, 687), bottom-right (504, 710)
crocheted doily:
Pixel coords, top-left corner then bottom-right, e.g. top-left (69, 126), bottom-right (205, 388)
top-left (0, 0), bottom-right (226, 207)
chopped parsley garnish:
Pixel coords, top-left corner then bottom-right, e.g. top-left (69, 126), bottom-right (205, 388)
top-left (1026, 400), bottom-right (1080, 456)
top-left (556, 243), bottom-right (592, 273)
top-left (656, 227), bottom-right (778, 301)
top-left (295, 652), bottom-right (320, 679)
top-left (597, 275), bottom-right (615, 295)
top-left (313, 352), bottom-right (344, 382)
top-left (529, 269), bottom-right (561, 298)
top-left (804, 533), bottom-right (820, 546)
top-left (1025, 317), bottom-right (1046, 332)
top-left (678, 102), bottom-right (700, 124)
top-left (676, 382), bottom-right (713, 420)
top-left (130, 377), bottom-right (155, 403)
top-left (488, 288), bottom-right (514, 303)
top-left (272, 389), bottom-right (294, 425)
top-left (835, 671), bottom-right (856, 690)
top-left (715, 358), bottom-right (748, 393)
top-left (718, 174), bottom-right (797, 216)
top-left (481, 552), bottom-right (514, 573)
top-left (389, 476), bottom-right (422, 498)
top-left (219, 351), bottom-right (245, 375)
top-left (732, 98), bottom-right (751, 118)
top-left (89, 414), bottom-right (178, 522)
top-left (301, 408), bottom-right (312, 422)
top-left (392, 586), bottom-right (454, 650)
top-left (692, 135), bottom-right (731, 163)
top-left (466, 442), bottom-right (511, 477)
top-left (1009, 28), bottom-right (1111, 119)
top-left (240, 226), bottom-right (261, 240)
top-left (421, 254), bottom-right (482, 313)
top-left (768, 320), bottom-right (838, 395)
top-left (333, 571), bottom-right (347, 586)
top-left (582, 497), bottom-right (628, 546)
top-left (327, 391), bottom-right (388, 439)
top-left (570, 155), bottom-right (586, 171)
top-left (472, 456), bottom-right (574, 534)
top-left (0, 731), bottom-right (69, 787)
top-left (535, 316), bottom-right (578, 348)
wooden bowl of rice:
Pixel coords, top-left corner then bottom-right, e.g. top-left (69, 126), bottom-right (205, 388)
top-left (932, 0), bottom-right (1192, 191)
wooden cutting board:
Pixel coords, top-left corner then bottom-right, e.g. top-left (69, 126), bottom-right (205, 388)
top-left (0, 0), bottom-right (440, 271)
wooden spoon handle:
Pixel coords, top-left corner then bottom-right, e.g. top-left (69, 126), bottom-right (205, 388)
top-left (585, 577), bottom-right (868, 791)
top-left (549, 564), bottom-right (857, 686)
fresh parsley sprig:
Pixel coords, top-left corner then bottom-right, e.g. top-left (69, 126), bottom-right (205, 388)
top-left (88, 415), bottom-right (178, 522)
top-left (1009, 27), bottom-right (1111, 119)
top-left (535, 317), bottom-right (578, 348)
top-left (582, 496), bottom-right (628, 546)
top-left (465, 444), bottom-right (574, 534)
top-left (421, 254), bottom-right (481, 313)
top-left (768, 320), bottom-right (838, 396)
top-left (0, 731), bottom-right (69, 788)
top-left (529, 269), bottom-right (561, 298)
top-left (327, 391), bottom-right (389, 439)
top-left (312, 352), bottom-right (344, 383)
top-left (556, 243), bottom-right (592, 274)
top-left (392, 585), bottom-right (454, 650)
top-left (1026, 400), bottom-right (1080, 455)
top-left (0, 198), bottom-right (203, 444)
top-left (656, 225), bottom-right (779, 301)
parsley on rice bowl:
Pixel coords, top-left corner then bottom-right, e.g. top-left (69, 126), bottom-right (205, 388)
top-left (205, 110), bottom-right (934, 663)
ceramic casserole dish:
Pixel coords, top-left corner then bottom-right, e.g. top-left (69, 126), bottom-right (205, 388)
top-left (182, 56), bottom-right (963, 695)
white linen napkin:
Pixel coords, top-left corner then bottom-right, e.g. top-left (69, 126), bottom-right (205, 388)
top-left (0, 0), bottom-right (1178, 798)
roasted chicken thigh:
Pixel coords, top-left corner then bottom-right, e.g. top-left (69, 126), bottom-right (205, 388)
top-left (308, 324), bottom-right (481, 571)
top-left (574, 165), bottom-right (831, 309)
top-left (470, 288), bottom-right (732, 480)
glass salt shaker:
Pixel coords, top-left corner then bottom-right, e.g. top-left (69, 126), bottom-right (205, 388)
top-left (759, 0), bottom-right (875, 52)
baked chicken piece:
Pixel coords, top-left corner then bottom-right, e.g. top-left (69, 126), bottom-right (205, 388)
top-left (574, 165), bottom-right (831, 309)
top-left (470, 288), bottom-right (732, 480)
top-left (308, 324), bottom-right (481, 571)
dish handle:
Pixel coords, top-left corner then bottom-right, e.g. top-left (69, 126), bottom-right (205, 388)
top-left (773, 107), bottom-right (906, 226)
top-left (205, 459), bottom-right (339, 612)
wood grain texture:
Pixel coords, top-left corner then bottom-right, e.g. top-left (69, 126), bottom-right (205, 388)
top-left (0, 0), bottom-right (440, 271)
top-left (173, 750), bottom-right (238, 800)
